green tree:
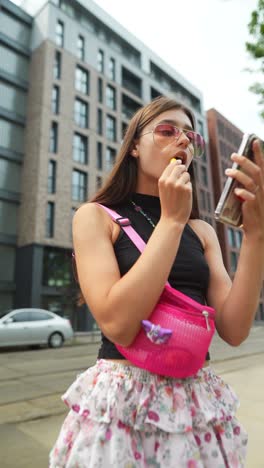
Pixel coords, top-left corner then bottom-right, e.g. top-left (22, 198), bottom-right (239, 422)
top-left (246, 0), bottom-right (264, 118)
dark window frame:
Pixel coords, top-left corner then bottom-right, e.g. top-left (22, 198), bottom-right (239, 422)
top-left (48, 160), bottom-right (57, 194)
top-left (55, 20), bottom-right (64, 47)
top-left (106, 85), bottom-right (116, 110)
top-left (73, 132), bottom-right (88, 164)
top-left (51, 85), bottom-right (60, 114)
top-left (97, 49), bottom-right (104, 73)
top-left (75, 66), bottom-right (89, 95)
top-left (46, 202), bottom-right (55, 238)
top-left (77, 34), bottom-right (85, 60)
top-left (49, 121), bottom-right (58, 153)
top-left (74, 98), bottom-right (89, 128)
top-left (72, 169), bottom-right (87, 202)
top-left (53, 50), bottom-right (61, 79)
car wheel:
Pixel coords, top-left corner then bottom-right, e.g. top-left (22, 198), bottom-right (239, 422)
top-left (48, 332), bottom-right (64, 348)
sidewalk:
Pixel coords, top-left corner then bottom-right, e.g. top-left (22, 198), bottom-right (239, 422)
top-left (1, 326), bottom-right (264, 426)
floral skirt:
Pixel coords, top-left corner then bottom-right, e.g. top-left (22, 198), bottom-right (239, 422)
top-left (49, 359), bottom-right (247, 468)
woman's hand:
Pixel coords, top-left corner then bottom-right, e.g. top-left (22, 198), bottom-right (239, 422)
top-left (225, 139), bottom-right (264, 240)
top-left (158, 159), bottom-right (192, 226)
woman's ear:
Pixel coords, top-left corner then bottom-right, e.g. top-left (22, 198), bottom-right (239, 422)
top-left (131, 149), bottom-right (139, 157)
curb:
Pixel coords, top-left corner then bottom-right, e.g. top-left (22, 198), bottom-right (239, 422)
top-left (0, 394), bottom-right (67, 425)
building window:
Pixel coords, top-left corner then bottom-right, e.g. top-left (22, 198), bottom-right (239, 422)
top-left (151, 87), bottom-right (162, 100)
top-left (230, 251), bottom-right (237, 272)
top-left (73, 133), bottom-right (88, 164)
top-left (201, 166), bottom-right (208, 186)
top-left (55, 20), bottom-right (64, 47)
top-left (106, 115), bottom-right (116, 141)
top-left (77, 34), bottom-right (85, 60)
top-left (109, 57), bottom-right (116, 81)
top-left (0, 245), bottom-right (15, 282)
top-left (0, 159), bottom-right (21, 194)
top-left (46, 202), bottom-right (55, 238)
top-left (200, 190), bottom-right (206, 210)
top-left (122, 67), bottom-right (142, 98)
top-left (106, 147), bottom-right (116, 171)
top-left (0, 81), bottom-right (26, 118)
top-left (74, 98), bottom-right (88, 128)
top-left (97, 49), bottom-right (104, 73)
top-left (122, 122), bottom-right (127, 139)
top-left (235, 230), bottom-right (242, 248)
top-left (42, 247), bottom-right (72, 288)
top-left (227, 227), bottom-right (236, 247)
top-left (53, 50), bottom-right (61, 79)
top-left (122, 94), bottom-right (141, 120)
top-left (106, 85), bottom-right (116, 110)
top-left (0, 45), bottom-right (28, 81)
top-left (0, 117), bottom-right (24, 153)
top-left (72, 170), bottom-right (87, 202)
top-left (75, 66), bottom-right (89, 95)
top-left (97, 108), bottom-right (103, 135)
top-left (49, 121), bottom-right (58, 153)
top-left (0, 200), bottom-right (17, 235)
top-left (48, 160), bottom-right (56, 193)
top-left (51, 85), bottom-right (60, 114)
top-left (207, 192), bottom-right (211, 212)
top-left (96, 176), bottom-right (103, 189)
top-left (97, 142), bottom-right (103, 170)
top-left (98, 78), bottom-right (103, 103)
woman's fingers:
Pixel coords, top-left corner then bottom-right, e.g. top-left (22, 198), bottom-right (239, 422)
top-left (225, 166), bottom-right (259, 194)
top-left (226, 145), bottom-right (264, 196)
top-left (252, 139), bottom-right (264, 186)
top-left (234, 187), bottom-right (256, 202)
top-left (159, 160), bottom-right (187, 181)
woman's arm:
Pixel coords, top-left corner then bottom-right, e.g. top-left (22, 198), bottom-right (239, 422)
top-left (201, 221), bottom-right (264, 346)
top-left (204, 140), bottom-right (264, 345)
top-left (73, 203), bottom-right (185, 347)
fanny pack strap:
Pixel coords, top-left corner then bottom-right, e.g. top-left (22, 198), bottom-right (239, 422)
top-left (96, 203), bottom-right (170, 287)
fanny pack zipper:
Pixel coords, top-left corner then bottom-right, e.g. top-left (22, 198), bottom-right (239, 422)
top-left (158, 302), bottom-right (214, 330)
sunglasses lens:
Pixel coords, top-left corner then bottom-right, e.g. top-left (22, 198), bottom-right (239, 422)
top-left (153, 124), bottom-right (205, 157)
top-left (153, 124), bottom-right (178, 148)
top-left (185, 131), bottom-right (205, 158)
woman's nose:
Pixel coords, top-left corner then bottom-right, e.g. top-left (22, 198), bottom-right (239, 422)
top-left (176, 130), bottom-right (190, 148)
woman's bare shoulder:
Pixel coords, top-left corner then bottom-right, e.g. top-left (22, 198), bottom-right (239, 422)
top-left (188, 219), bottom-right (217, 250)
top-left (73, 202), bottom-right (118, 243)
top-left (73, 203), bottom-right (111, 236)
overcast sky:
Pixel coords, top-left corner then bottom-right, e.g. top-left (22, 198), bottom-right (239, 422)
top-left (14, 0), bottom-right (263, 138)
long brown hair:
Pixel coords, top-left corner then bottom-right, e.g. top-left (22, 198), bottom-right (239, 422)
top-left (90, 96), bottom-right (200, 219)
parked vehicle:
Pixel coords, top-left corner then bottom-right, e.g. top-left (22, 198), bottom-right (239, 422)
top-left (0, 308), bottom-right (74, 348)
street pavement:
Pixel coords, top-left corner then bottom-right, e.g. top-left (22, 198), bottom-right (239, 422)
top-left (0, 327), bottom-right (264, 467)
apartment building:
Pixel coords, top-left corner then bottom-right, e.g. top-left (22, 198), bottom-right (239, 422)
top-left (0, 0), bottom-right (32, 315)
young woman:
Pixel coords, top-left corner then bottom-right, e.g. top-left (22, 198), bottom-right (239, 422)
top-left (50, 96), bottom-right (264, 467)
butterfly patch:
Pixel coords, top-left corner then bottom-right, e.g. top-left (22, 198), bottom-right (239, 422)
top-left (141, 320), bottom-right (172, 344)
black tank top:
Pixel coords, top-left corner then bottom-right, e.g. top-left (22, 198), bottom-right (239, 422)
top-left (98, 193), bottom-right (211, 360)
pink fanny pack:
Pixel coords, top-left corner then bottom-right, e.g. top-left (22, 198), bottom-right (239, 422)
top-left (98, 204), bottom-right (216, 378)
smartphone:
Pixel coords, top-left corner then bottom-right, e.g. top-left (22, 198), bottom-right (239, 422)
top-left (214, 133), bottom-right (263, 227)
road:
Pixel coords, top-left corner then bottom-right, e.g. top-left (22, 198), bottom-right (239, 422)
top-left (0, 328), bottom-right (264, 467)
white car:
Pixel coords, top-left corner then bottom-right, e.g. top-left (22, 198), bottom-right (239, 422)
top-left (0, 308), bottom-right (74, 348)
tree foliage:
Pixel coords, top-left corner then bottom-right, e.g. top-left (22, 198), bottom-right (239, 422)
top-left (246, 0), bottom-right (264, 118)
